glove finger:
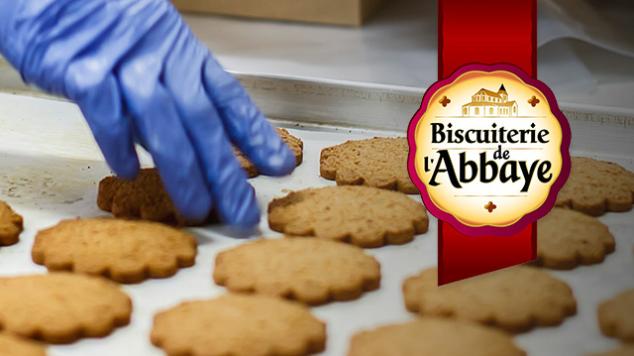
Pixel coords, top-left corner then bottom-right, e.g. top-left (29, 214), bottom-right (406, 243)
top-left (60, 1), bottom-right (171, 177)
top-left (164, 36), bottom-right (260, 227)
top-left (74, 74), bottom-right (139, 179)
top-left (119, 79), bottom-right (212, 223)
top-left (116, 3), bottom-right (211, 222)
top-left (202, 57), bottom-right (296, 177)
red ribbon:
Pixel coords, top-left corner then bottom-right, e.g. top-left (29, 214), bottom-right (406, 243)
top-left (437, 0), bottom-right (538, 285)
top-left (439, 0), bottom-right (537, 78)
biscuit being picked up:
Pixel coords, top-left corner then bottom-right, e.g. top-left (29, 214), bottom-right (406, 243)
top-left (348, 318), bottom-right (526, 356)
top-left (268, 186), bottom-right (428, 248)
top-left (320, 137), bottom-right (416, 193)
top-left (151, 294), bottom-right (326, 356)
top-left (32, 218), bottom-right (197, 283)
top-left (238, 128), bottom-right (304, 178)
top-left (97, 168), bottom-right (210, 226)
top-left (403, 266), bottom-right (577, 332)
top-left (0, 200), bottom-right (23, 246)
top-left (0, 273), bottom-right (131, 343)
top-left (556, 157), bottom-right (634, 216)
top-left (214, 238), bottom-right (380, 305)
top-left (598, 289), bottom-right (634, 342)
top-left (0, 334), bottom-right (46, 356)
top-left (536, 208), bottom-right (615, 269)
top-left (98, 129), bottom-right (302, 225)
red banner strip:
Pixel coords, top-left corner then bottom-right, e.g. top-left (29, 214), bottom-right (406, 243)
top-left (437, 0), bottom-right (538, 284)
top-left (439, 0), bottom-right (537, 79)
top-left (438, 221), bottom-right (536, 285)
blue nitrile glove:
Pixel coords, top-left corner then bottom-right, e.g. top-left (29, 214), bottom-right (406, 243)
top-left (0, 0), bottom-right (296, 226)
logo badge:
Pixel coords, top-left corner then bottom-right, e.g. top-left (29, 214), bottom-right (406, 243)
top-left (408, 64), bottom-right (571, 236)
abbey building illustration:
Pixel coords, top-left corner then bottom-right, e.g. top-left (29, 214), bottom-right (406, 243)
top-left (462, 84), bottom-right (518, 117)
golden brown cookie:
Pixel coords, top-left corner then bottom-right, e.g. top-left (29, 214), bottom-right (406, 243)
top-left (556, 157), bottom-right (634, 216)
top-left (268, 186), bottom-right (428, 248)
top-left (536, 208), bottom-right (615, 269)
top-left (0, 334), bottom-right (46, 356)
top-left (238, 128), bottom-right (304, 178)
top-left (151, 294), bottom-right (326, 356)
top-left (0, 273), bottom-right (131, 343)
top-left (598, 289), bottom-right (634, 342)
top-left (0, 200), bottom-right (23, 246)
top-left (347, 318), bottom-right (526, 356)
top-left (320, 137), bottom-right (416, 194)
top-left (403, 266), bottom-right (577, 332)
top-left (97, 168), bottom-right (199, 225)
top-left (97, 129), bottom-right (302, 225)
top-left (214, 238), bottom-right (380, 305)
top-left (588, 345), bottom-right (634, 356)
top-left (32, 218), bottom-right (197, 283)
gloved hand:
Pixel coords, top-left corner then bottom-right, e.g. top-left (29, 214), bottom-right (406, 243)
top-left (0, 0), bottom-right (296, 227)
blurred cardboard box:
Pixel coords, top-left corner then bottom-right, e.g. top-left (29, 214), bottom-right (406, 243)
top-left (172, 0), bottom-right (384, 26)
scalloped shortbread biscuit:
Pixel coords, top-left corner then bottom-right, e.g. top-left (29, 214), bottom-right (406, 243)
top-left (98, 130), bottom-right (302, 225)
top-left (151, 295), bottom-right (325, 356)
top-left (598, 289), bottom-right (634, 342)
top-left (0, 200), bottom-right (23, 246)
top-left (214, 238), bottom-right (380, 305)
top-left (348, 318), bottom-right (525, 356)
top-left (556, 157), bottom-right (634, 216)
top-left (0, 273), bottom-right (131, 343)
top-left (403, 267), bottom-right (576, 332)
top-left (320, 137), bottom-right (416, 193)
top-left (32, 219), bottom-right (197, 283)
top-left (268, 186), bottom-right (428, 248)
top-left (537, 208), bottom-right (615, 269)
top-left (97, 168), bottom-right (198, 225)
top-left (238, 128), bottom-right (303, 177)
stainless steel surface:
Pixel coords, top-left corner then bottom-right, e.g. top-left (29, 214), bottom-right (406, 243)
top-left (238, 72), bottom-right (634, 161)
top-left (2, 67), bottom-right (633, 157)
